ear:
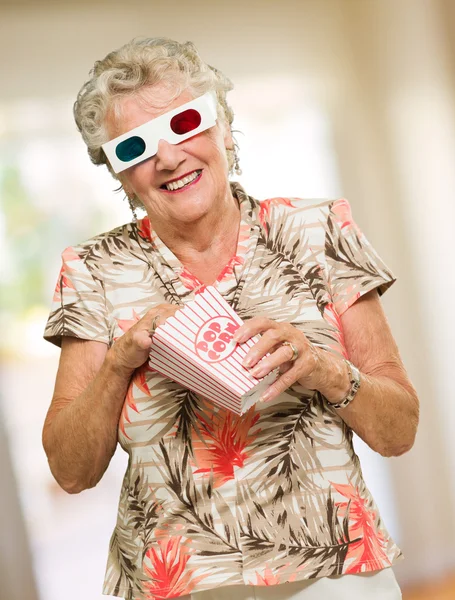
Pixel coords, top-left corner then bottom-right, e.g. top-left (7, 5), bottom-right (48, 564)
top-left (118, 173), bottom-right (133, 199)
top-left (223, 123), bottom-right (233, 149)
top-left (217, 116), bottom-right (233, 149)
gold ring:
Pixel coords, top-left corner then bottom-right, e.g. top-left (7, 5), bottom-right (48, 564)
top-left (149, 314), bottom-right (161, 336)
top-left (282, 341), bottom-right (299, 362)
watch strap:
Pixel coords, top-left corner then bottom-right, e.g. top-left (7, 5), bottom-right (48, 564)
top-left (330, 360), bottom-right (361, 410)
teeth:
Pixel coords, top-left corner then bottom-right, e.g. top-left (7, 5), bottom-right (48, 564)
top-left (166, 170), bottom-right (199, 191)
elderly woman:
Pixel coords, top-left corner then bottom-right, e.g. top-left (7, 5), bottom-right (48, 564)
top-left (43, 37), bottom-right (418, 600)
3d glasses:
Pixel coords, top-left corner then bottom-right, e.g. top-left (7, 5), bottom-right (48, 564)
top-left (102, 91), bottom-right (218, 173)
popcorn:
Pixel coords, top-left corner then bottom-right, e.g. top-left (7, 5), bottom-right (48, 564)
top-left (149, 286), bottom-right (277, 414)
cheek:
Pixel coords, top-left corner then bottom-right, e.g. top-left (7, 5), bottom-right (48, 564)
top-left (205, 125), bottom-right (228, 152)
top-left (206, 133), bottom-right (230, 169)
top-left (122, 163), bottom-right (152, 193)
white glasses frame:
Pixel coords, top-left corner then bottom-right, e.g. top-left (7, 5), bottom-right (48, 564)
top-left (102, 91), bottom-right (219, 174)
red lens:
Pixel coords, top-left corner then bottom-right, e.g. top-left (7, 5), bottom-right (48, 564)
top-left (170, 109), bottom-right (202, 135)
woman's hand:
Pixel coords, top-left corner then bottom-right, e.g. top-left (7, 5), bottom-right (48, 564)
top-left (110, 303), bottom-right (180, 374)
top-left (232, 317), bottom-right (349, 403)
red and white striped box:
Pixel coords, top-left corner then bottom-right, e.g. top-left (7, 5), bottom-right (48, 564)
top-left (148, 286), bottom-right (277, 415)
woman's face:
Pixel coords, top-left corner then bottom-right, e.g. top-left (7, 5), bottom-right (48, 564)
top-left (106, 83), bottom-right (234, 228)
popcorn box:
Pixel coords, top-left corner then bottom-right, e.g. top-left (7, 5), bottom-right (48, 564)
top-left (148, 286), bottom-right (277, 415)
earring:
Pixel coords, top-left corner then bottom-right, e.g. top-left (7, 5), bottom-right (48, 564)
top-left (234, 147), bottom-right (242, 176)
top-left (126, 194), bottom-right (138, 222)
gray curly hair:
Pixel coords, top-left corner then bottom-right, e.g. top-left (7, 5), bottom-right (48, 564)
top-left (74, 37), bottom-right (237, 191)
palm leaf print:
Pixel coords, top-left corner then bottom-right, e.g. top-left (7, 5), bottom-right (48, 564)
top-left (173, 389), bottom-right (205, 453)
top-left (246, 392), bottom-right (340, 498)
top-left (237, 484), bottom-right (353, 577)
top-left (157, 439), bottom-right (241, 557)
top-left (79, 228), bottom-right (146, 284)
top-left (127, 466), bottom-right (163, 557)
top-left (46, 301), bottom-right (108, 341)
top-left (263, 203), bottom-right (328, 269)
top-left (304, 263), bottom-right (331, 314)
top-left (324, 200), bottom-right (395, 306)
top-left (191, 408), bottom-right (260, 488)
top-left (258, 197), bottom-right (296, 236)
top-left (104, 477), bottom-right (145, 599)
top-left (281, 490), bottom-right (353, 577)
top-left (142, 536), bottom-right (208, 599)
top-left (121, 378), bottom-right (205, 449)
top-left (106, 531), bottom-right (140, 599)
top-left (79, 226), bottom-right (135, 263)
top-left (331, 481), bottom-right (392, 573)
top-left (326, 218), bottom-right (379, 279)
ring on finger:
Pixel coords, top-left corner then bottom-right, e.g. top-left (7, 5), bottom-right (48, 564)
top-left (149, 314), bottom-right (161, 336)
top-left (281, 341), bottom-right (299, 362)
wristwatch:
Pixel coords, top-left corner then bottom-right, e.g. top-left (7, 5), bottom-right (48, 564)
top-left (330, 360), bottom-right (361, 410)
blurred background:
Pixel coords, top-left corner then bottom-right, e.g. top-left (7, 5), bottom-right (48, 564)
top-left (1, 0), bottom-right (454, 599)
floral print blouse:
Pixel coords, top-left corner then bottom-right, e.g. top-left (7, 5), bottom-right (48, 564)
top-left (44, 183), bottom-right (402, 599)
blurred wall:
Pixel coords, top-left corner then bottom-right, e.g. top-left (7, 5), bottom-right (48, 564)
top-left (0, 417), bottom-right (39, 600)
top-left (1, 0), bottom-right (455, 595)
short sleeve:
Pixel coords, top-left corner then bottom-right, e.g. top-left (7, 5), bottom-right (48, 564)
top-left (324, 198), bottom-right (396, 316)
top-left (44, 246), bottom-right (111, 347)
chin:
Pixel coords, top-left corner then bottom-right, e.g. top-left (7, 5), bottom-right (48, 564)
top-left (175, 208), bottom-right (211, 225)
top-left (173, 195), bottom-right (213, 219)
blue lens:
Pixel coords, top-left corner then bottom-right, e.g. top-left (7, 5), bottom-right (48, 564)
top-left (115, 136), bottom-right (146, 162)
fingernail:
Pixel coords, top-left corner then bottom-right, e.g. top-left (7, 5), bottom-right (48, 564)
top-left (243, 357), bottom-right (253, 368)
top-left (260, 391), bottom-right (271, 402)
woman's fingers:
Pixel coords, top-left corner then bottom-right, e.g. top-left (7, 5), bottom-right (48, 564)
top-left (138, 304), bottom-right (180, 348)
top-left (133, 329), bottom-right (155, 350)
top-left (232, 317), bottom-right (322, 399)
top-left (143, 304), bottom-right (180, 333)
top-left (112, 303), bottom-right (181, 371)
top-left (232, 316), bottom-right (276, 344)
top-left (260, 365), bottom-right (302, 403)
top-left (249, 344), bottom-right (295, 378)
top-left (240, 323), bottom-right (296, 369)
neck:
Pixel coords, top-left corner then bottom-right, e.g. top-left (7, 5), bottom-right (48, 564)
top-left (148, 187), bottom-right (241, 261)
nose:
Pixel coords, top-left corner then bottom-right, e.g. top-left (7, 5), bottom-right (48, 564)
top-left (154, 139), bottom-right (185, 172)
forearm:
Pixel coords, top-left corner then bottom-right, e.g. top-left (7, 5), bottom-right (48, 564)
top-left (315, 350), bottom-right (419, 457)
top-left (43, 351), bottom-right (133, 493)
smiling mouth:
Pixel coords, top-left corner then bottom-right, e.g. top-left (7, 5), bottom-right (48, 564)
top-left (161, 170), bottom-right (202, 192)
